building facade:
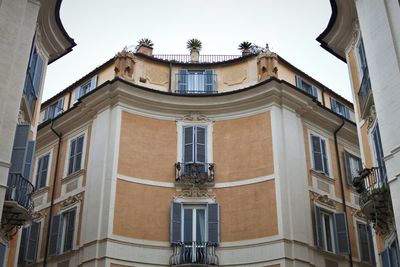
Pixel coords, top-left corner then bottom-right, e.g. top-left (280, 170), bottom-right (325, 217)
top-left (5, 44), bottom-right (380, 267)
top-left (0, 0), bottom-right (75, 266)
top-left (317, 0), bottom-right (400, 266)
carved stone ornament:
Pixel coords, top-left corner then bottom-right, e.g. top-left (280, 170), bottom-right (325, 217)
top-left (181, 113), bottom-right (209, 122)
top-left (367, 105), bottom-right (377, 129)
top-left (60, 193), bottom-right (83, 210)
top-left (348, 19), bottom-right (360, 51)
top-left (17, 110), bottom-right (27, 124)
top-left (311, 192), bottom-right (337, 209)
top-left (174, 187), bottom-right (216, 200)
top-left (31, 210), bottom-right (48, 221)
top-left (352, 210), bottom-right (367, 220)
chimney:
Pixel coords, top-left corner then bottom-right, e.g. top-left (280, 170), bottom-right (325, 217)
top-left (137, 44), bottom-right (153, 56)
top-left (190, 48), bottom-right (199, 62)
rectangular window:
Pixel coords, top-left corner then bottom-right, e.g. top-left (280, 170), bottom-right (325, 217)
top-left (67, 135), bottom-right (84, 175)
top-left (177, 69), bottom-right (216, 94)
top-left (44, 98), bottom-right (64, 121)
top-left (357, 223), bottom-right (375, 264)
top-left (18, 222), bottom-right (41, 266)
top-left (35, 153), bottom-right (50, 189)
top-left (48, 208), bottom-right (76, 255)
top-left (74, 75), bottom-right (97, 102)
top-left (311, 134), bottom-right (329, 176)
top-left (344, 151), bottom-right (362, 185)
top-left (183, 126), bottom-right (207, 172)
top-left (357, 39), bottom-right (368, 77)
top-left (23, 43), bottom-right (44, 113)
top-left (331, 98), bottom-right (350, 119)
top-left (295, 76), bottom-right (318, 98)
top-left (372, 125), bottom-right (387, 183)
top-left (321, 211), bottom-right (335, 252)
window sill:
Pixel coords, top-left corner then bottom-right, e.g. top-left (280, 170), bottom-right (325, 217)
top-left (63, 169), bottom-right (85, 183)
top-left (317, 248), bottom-right (348, 261)
top-left (32, 186), bottom-right (49, 197)
top-left (310, 169), bottom-right (334, 183)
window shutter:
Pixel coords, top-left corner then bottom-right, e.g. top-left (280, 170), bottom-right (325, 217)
top-left (23, 141), bottom-right (35, 180)
top-left (36, 154), bottom-right (49, 189)
top-left (321, 139), bottom-right (329, 175)
top-left (68, 139), bottom-right (76, 175)
top-left (64, 209), bottom-right (76, 251)
top-left (49, 215), bottom-right (62, 255)
top-left (10, 124), bottom-right (30, 174)
top-left (311, 86), bottom-right (318, 98)
top-left (295, 76), bottom-right (302, 89)
top-left (32, 54), bottom-right (44, 97)
top-left (196, 126), bottom-right (206, 169)
top-left (358, 223), bottom-right (370, 262)
top-left (367, 225), bottom-right (376, 265)
top-left (55, 98), bottom-right (64, 116)
top-left (26, 222), bottom-right (40, 263)
top-left (314, 205), bottom-right (323, 249)
top-left (204, 70), bottom-right (214, 93)
top-left (74, 136), bottom-right (84, 172)
top-left (18, 227), bottom-right (28, 265)
top-left (381, 248), bottom-right (390, 267)
top-left (183, 126), bottom-right (194, 164)
top-left (311, 135), bottom-right (323, 173)
top-left (207, 203), bottom-right (219, 244)
top-left (334, 213), bottom-right (349, 254)
top-left (0, 243), bottom-right (6, 267)
top-left (170, 202), bottom-right (182, 244)
top-left (343, 151), bottom-right (352, 185)
top-left (74, 88), bottom-right (80, 102)
top-left (90, 75), bottom-right (97, 90)
top-left (178, 69), bottom-right (188, 92)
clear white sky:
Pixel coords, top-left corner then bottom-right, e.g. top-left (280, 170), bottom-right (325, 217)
top-left (43, 0), bottom-right (353, 102)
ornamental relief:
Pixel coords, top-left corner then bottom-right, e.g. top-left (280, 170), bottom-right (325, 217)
top-left (59, 193), bottom-right (83, 211)
top-left (221, 65), bottom-right (247, 86)
top-left (311, 192), bottom-right (337, 209)
top-left (174, 187), bottom-right (216, 200)
top-left (143, 64), bottom-right (169, 86)
top-left (181, 112), bottom-right (210, 122)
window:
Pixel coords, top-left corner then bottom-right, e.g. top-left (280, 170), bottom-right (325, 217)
top-left (381, 237), bottom-right (400, 267)
top-left (331, 99), bottom-right (350, 119)
top-left (74, 75), bottom-right (97, 101)
top-left (177, 69), bottom-right (216, 94)
top-left (44, 98), bottom-right (64, 121)
top-left (314, 206), bottom-right (349, 254)
top-left (48, 208), bottom-right (76, 255)
top-left (357, 223), bottom-right (375, 264)
top-left (372, 124), bottom-right (387, 183)
top-left (183, 126), bottom-right (207, 172)
top-left (35, 153), bottom-right (50, 189)
top-left (67, 135), bottom-right (84, 175)
top-left (295, 76), bottom-right (318, 98)
top-left (310, 134), bottom-right (329, 176)
top-left (357, 39), bottom-right (368, 78)
top-left (9, 124), bottom-right (35, 180)
top-left (18, 222), bottom-right (41, 266)
top-left (170, 202), bottom-right (219, 244)
top-left (344, 151), bottom-right (362, 185)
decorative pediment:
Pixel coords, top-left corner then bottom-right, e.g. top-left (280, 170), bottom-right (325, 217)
top-left (311, 192), bottom-right (337, 209)
top-left (174, 187), bottom-right (216, 200)
top-left (181, 112), bottom-right (210, 122)
top-left (60, 193), bottom-right (83, 210)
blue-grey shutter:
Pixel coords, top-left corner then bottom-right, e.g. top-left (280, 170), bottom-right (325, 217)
top-left (74, 136), bottom-right (84, 172)
top-left (26, 222), bottom-right (40, 263)
top-left (367, 225), bottom-right (375, 265)
top-left (331, 99), bottom-right (338, 113)
top-left (381, 248), bottom-right (390, 267)
top-left (0, 243), bottom-right (6, 267)
top-left (334, 213), bottom-right (349, 254)
top-left (311, 86), bottom-right (318, 98)
top-left (10, 124), bottom-right (30, 174)
top-left (204, 70), bottom-right (214, 93)
top-left (55, 98), bottom-right (64, 116)
top-left (18, 227), bottom-right (28, 265)
top-left (170, 202), bottom-right (182, 244)
top-left (321, 139), bottom-right (329, 175)
top-left (64, 209), bottom-right (76, 251)
top-left (32, 54), bottom-right (44, 97)
top-left (344, 151), bottom-right (352, 185)
top-left (344, 107), bottom-right (350, 119)
top-left (48, 215), bottom-right (62, 255)
top-left (372, 125), bottom-right (387, 181)
top-left (311, 135), bottom-right (323, 173)
top-left (207, 203), bottom-right (219, 244)
top-left (314, 205), bottom-right (323, 249)
top-left (358, 223), bottom-right (370, 262)
top-left (196, 126), bottom-right (206, 172)
top-left (68, 139), bottom-right (76, 175)
top-left (23, 141), bottom-right (35, 181)
top-left (295, 76), bottom-right (302, 89)
top-left (178, 69), bottom-right (188, 92)
top-left (183, 127), bottom-right (194, 164)
top-left (36, 154), bottom-right (49, 189)
top-left (90, 75), bottom-right (97, 90)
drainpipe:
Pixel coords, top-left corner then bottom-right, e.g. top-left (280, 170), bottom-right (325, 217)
top-left (168, 62), bottom-right (172, 92)
top-left (334, 119), bottom-right (353, 267)
top-left (43, 120), bottom-right (62, 267)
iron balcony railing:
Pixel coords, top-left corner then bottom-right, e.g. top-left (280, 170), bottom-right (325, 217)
top-left (175, 73), bottom-right (217, 95)
top-left (175, 162), bottom-right (215, 185)
top-left (353, 167), bottom-right (387, 207)
top-left (154, 54), bottom-right (241, 63)
top-left (5, 173), bottom-right (34, 213)
top-left (170, 242), bottom-right (218, 266)
top-left (358, 67), bottom-right (372, 115)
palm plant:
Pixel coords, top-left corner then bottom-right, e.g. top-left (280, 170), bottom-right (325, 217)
top-left (238, 41), bottom-right (253, 51)
top-left (186, 38), bottom-right (202, 51)
top-left (137, 38), bottom-right (154, 48)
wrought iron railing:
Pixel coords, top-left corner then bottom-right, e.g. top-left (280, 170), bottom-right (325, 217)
top-left (170, 242), bottom-right (218, 266)
top-left (5, 173), bottom-right (34, 214)
top-left (358, 67), bottom-right (372, 115)
top-left (175, 162), bottom-right (215, 185)
top-left (353, 167), bottom-right (387, 206)
top-left (154, 54), bottom-right (241, 63)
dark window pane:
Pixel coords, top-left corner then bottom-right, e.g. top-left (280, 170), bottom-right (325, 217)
top-left (184, 209), bottom-right (193, 242)
top-left (196, 209), bottom-right (206, 242)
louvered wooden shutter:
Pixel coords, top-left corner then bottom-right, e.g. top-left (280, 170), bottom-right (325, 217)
top-left (204, 70), bottom-right (214, 93)
top-left (36, 154), bottom-right (49, 189)
top-left (178, 69), bottom-right (188, 92)
top-left (64, 209), bottom-right (76, 251)
top-left (295, 76), bottom-right (302, 89)
top-left (344, 151), bottom-right (352, 185)
top-left (10, 124), bottom-right (30, 174)
top-left (183, 126), bottom-right (194, 164)
top-left (23, 141), bottom-right (35, 181)
top-left (68, 139), bottom-right (76, 175)
top-left (314, 206), bottom-right (323, 249)
top-left (321, 139), bottom-right (329, 175)
top-left (18, 227), bottom-right (28, 264)
top-left (334, 213), bottom-right (349, 254)
top-left (32, 54), bottom-right (44, 97)
top-left (311, 86), bottom-right (318, 98)
top-left (196, 126), bottom-right (206, 172)
top-left (208, 203), bottom-right (219, 244)
top-left (90, 75), bottom-right (97, 90)
top-left (49, 215), bottom-right (62, 255)
top-left (381, 248), bottom-right (390, 267)
top-left (75, 136), bottom-right (84, 172)
top-left (311, 135), bottom-right (323, 173)
top-left (366, 225), bottom-right (375, 265)
top-left (170, 202), bottom-right (182, 244)
top-left (26, 222), bottom-right (40, 262)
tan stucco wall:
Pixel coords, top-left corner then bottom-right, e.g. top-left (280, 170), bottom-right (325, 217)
top-left (6, 232), bottom-right (18, 267)
top-left (97, 64), bottom-right (115, 86)
top-left (118, 112), bottom-right (177, 181)
top-left (360, 123), bottom-right (373, 168)
top-left (276, 62), bottom-right (296, 86)
top-left (213, 112), bottom-right (274, 182)
top-left (216, 180), bottom-right (278, 241)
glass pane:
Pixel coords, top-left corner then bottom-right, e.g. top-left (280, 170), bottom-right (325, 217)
top-left (323, 214), bottom-right (333, 252)
top-left (183, 209), bottom-right (193, 242)
top-left (196, 209), bottom-right (206, 242)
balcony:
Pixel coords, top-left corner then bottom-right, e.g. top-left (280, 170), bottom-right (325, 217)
top-left (170, 242), bottom-right (218, 266)
top-left (175, 163), bottom-right (215, 186)
top-left (353, 167), bottom-right (393, 234)
top-left (358, 67), bottom-right (373, 118)
top-left (2, 173), bottom-right (34, 227)
top-left (154, 54), bottom-right (241, 63)
top-left (175, 73), bottom-right (217, 95)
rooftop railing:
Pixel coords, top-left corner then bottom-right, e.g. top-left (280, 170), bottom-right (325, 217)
top-left (170, 242), bottom-right (218, 266)
top-left (154, 54), bottom-right (241, 63)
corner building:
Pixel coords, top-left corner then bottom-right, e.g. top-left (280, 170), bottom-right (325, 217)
top-left (17, 48), bottom-right (376, 267)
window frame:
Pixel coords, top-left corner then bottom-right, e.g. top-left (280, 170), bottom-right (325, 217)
top-left (295, 76), bottom-right (319, 99)
top-left (356, 221), bottom-right (375, 264)
top-left (73, 75), bottom-right (97, 102)
top-left (182, 204), bottom-right (208, 243)
top-left (331, 98), bottom-right (351, 119)
top-left (344, 150), bottom-right (362, 186)
top-left (177, 69), bottom-right (216, 94)
top-left (34, 152), bottom-right (51, 190)
top-left (48, 207), bottom-right (78, 256)
top-left (63, 130), bottom-right (88, 178)
top-left (309, 132), bottom-right (331, 177)
top-left (18, 220), bottom-right (42, 266)
top-left (44, 98), bottom-right (64, 121)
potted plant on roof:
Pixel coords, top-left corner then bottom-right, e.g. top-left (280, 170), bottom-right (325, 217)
top-left (186, 38), bottom-right (202, 62)
top-left (136, 38), bottom-right (154, 56)
top-left (238, 41), bottom-right (253, 56)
